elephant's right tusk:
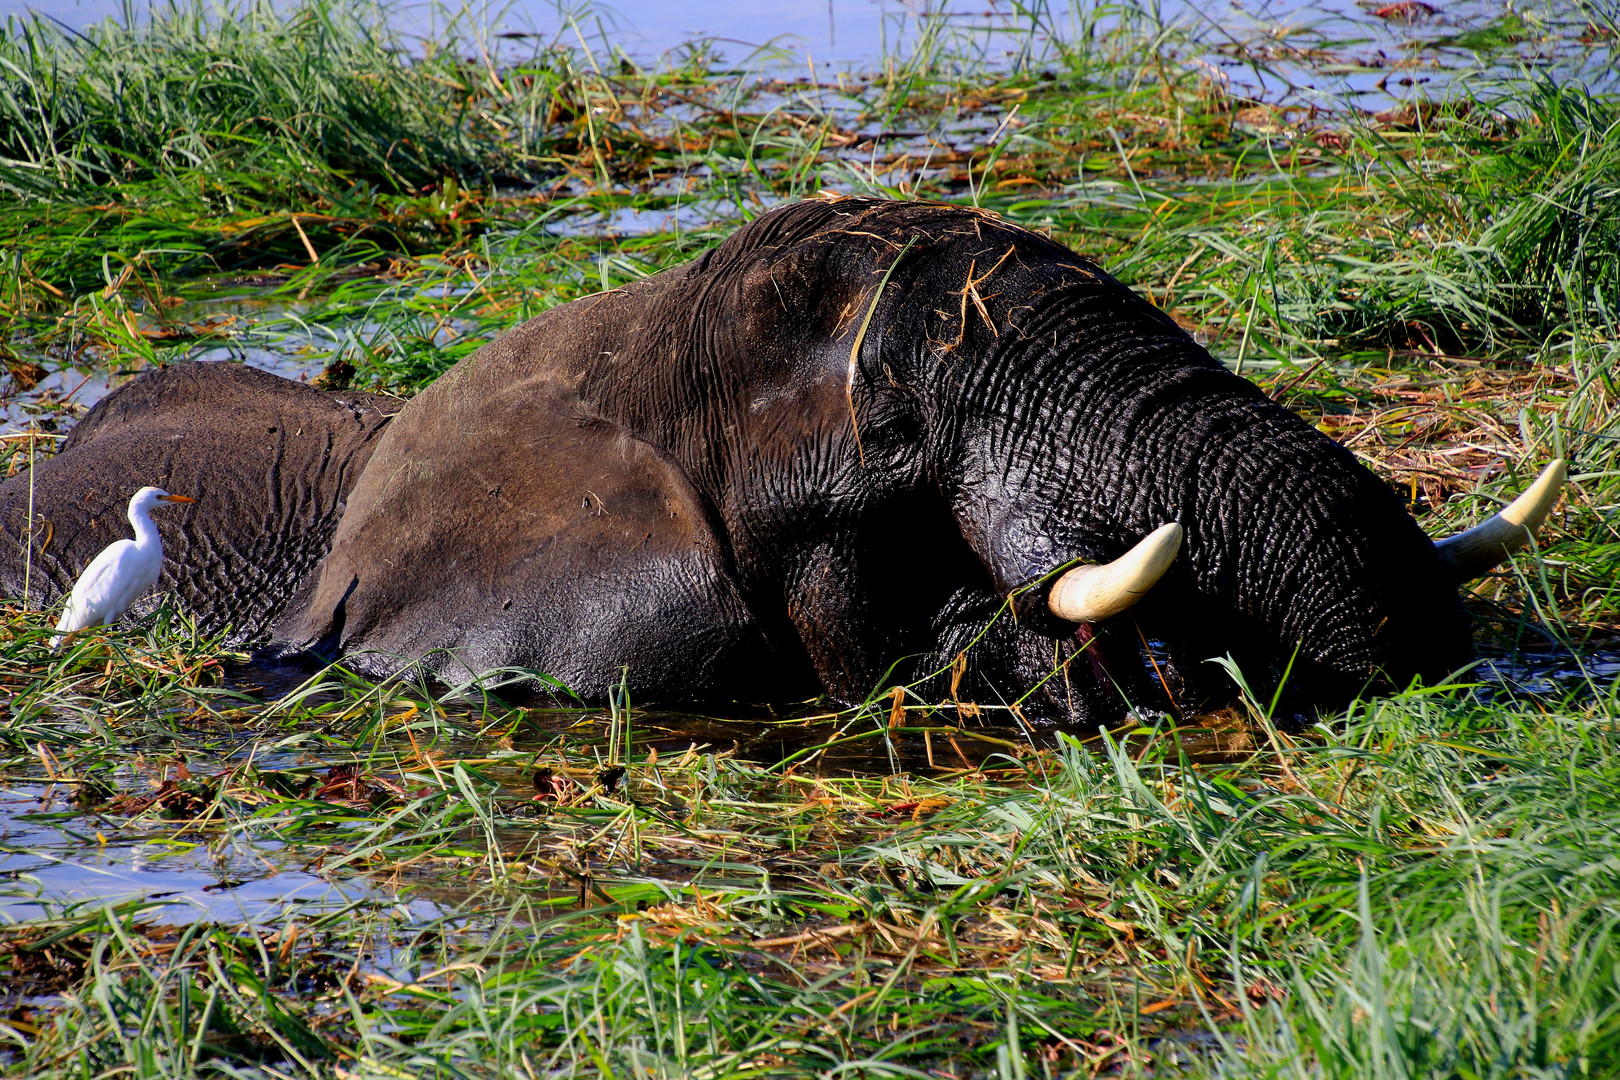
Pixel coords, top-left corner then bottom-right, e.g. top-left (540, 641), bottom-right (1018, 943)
top-left (1433, 459), bottom-right (1566, 582)
top-left (1049, 522), bottom-right (1184, 624)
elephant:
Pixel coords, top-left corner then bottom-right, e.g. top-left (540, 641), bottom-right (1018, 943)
top-left (1, 196), bottom-right (1563, 725)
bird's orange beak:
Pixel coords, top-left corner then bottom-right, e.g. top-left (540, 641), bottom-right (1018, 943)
top-left (158, 494), bottom-right (196, 503)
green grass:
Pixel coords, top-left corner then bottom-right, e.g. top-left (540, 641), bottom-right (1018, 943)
top-left (0, 0), bottom-right (576, 197)
top-left (1, 0), bottom-right (1618, 1075)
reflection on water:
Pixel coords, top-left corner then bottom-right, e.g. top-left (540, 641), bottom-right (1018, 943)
top-left (6, 0), bottom-right (1610, 96)
top-left (0, 785), bottom-right (422, 925)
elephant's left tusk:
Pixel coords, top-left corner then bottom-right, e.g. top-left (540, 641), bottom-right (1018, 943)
top-left (1433, 459), bottom-right (1566, 581)
top-left (1049, 523), bottom-right (1184, 624)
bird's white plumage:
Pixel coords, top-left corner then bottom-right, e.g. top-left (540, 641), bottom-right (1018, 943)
top-left (49, 486), bottom-right (193, 649)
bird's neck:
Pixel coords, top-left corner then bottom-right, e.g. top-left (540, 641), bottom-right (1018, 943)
top-left (128, 503), bottom-right (161, 548)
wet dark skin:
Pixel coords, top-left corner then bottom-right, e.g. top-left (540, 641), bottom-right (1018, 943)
top-left (4, 198), bottom-right (1473, 724)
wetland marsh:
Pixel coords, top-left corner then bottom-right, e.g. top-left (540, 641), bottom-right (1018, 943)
top-left (0, 0), bottom-right (1617, 1075)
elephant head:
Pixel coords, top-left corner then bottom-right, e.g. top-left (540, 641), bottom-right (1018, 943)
top-left (783, 198), bottom-right (1561, 719)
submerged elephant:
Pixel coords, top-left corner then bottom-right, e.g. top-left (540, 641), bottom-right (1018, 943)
top-left (1, 197), bottom-right (1564, 723)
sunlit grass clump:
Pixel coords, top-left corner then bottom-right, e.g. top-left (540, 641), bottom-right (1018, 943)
top-left (0, 0), bottom-right (563, 204)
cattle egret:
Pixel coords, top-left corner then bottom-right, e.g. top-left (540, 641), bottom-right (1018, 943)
top-left (49, 486), bottom-right (195, 649)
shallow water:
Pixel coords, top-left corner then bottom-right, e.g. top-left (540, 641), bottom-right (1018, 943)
top-left (8, 0), bottom-right (1610, 97)
top-left (0, 640), bottom-right (1610, 931)
top-left (0, 781), bottom-right (443, 925)
top-left (0, 284), bottom-right (489, 435)
top-left (0, 354), bottom-right (325, 437)
top-left (0, 293), bottom-right (330, 434)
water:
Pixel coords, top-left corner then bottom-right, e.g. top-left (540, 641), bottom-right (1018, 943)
top-left (6, 0), bottom-right (1607, 93)
top-left (0, 647), bottom-right (1606, 932)
top-left (0, 296), bottom-right (331, 435)
top-left (0, 784), bottom-right (401, 924)
top-left (4, 0), bottom-right (932, 66)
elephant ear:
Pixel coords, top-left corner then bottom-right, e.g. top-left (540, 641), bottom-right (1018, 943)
top-left (1432, 460), bottom-right (1566, 582)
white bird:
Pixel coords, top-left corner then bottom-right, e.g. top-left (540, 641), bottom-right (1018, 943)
top-left (49, 486), bottom-right (195, 650)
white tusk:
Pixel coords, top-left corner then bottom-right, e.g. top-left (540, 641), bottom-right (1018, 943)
top-left (1433, 459), bottom-right (1566, 581)
top-left (1048, 522), bottom-right (1184, 623)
